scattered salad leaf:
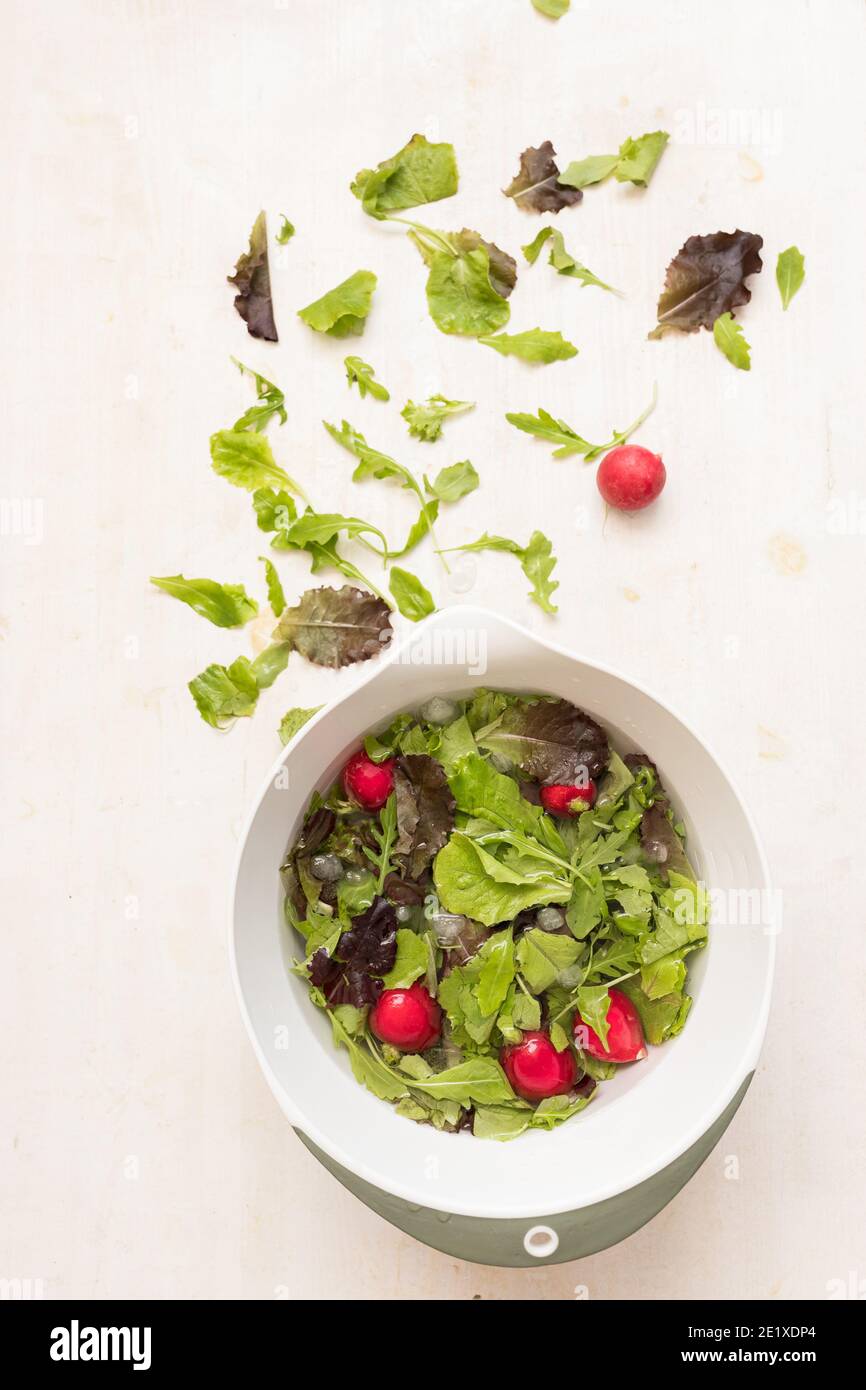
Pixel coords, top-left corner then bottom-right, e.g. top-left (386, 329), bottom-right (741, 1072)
top-left (558, 131), bottom-right (669, 191)
top-left (401, 395), bottom-right (474, 441)
top-left (504, 141), bottom-right (582, 214)
top-left (532, 0), bottom-right (569, 16)
top-left (275, 216), bottom-right (295, 245)
top-left (650, 230), bottom-right (763, 338)
top-left (442, 531), bottom-right (559, 613)
top-left (278, 706), bottom-right (322, 744)
top-left (434, 832), bottom-right (570, 926)
top-left (424, 459), bottom-right (479, 503)
top-left (260, 556), bottom-right (286, 615)
top-left (776, 245), bottom-right (805, 310)
top-left (614, 131), bottom-right (669, 186)
top-left (351, 134), bottom-right (458, 220)
top-left (426, 244), bottom-right (510, 336)
top-left (189, 656), bottom-right (260, 728)
top-left (231, 358), bottom-right (287, 432)
top-left (713, 312), bottom-right (751, 370)
top-left (283, 510), bottom-right (388, 557)
top-left (272, 585), bottom-right (393, 667)
top-left (389, 566), bottom-right (436, 623)
top-left (227, 211), bottom-right (278, 341)
top-left (323, 419), bottom-right (445, 564)
top-left (345, 356), bottom-right (389, 401)
top-left (150, 574), bottom-right (258, 628)
top-left (522, 226), bottom-right (619, 293)
top-left (505, 386), bottom-right (657, 460)
top-left (298, 270), bottom-right (377, 338)
top-left (210, 429), bottom-right (308, 500)
top-left (478, 328), bottom-right (578, 363)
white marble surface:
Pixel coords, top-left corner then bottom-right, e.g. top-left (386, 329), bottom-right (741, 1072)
top-left (3, 0), bottom-right (864, 1300)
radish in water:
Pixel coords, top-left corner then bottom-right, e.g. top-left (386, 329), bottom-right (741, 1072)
top-left (597, 444), bottom-right (666, 512)
top-left (343, 749), bottom-right (395, 810)
top-left (501, 1030), bottom-right (577, 1100)
top-left (574, 987), bottom-right (647, 1063)
top-left (540, 781), bottom-right (596, 817)
top-left (369, 984), bottom-right (442, 1051)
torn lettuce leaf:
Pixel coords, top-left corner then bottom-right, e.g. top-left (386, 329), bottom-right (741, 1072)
top-left (188, 656), bottom-right (260, 728)
top-left (227, 211), bottom-right (278, 341)
top-left (345, 356), bottom-right (389, 401)
top-left (150, 574), bottom-right (258, 628)
top-left (351, 134), bottom-right (458, 220)
top-left (275, 216), bottom-right (295, 245)
top-left (298, 270), bottom-right (377, 338)
top-left (504, 141), bottom-right (583, 213)
top-left (278, 706), bottom-right (322, 745)
top-left (558, 131), bottom-right (669, 191)
top-left (401, 395), bottom-right (474, 441)
top-left (210, 429), bottom-right (309, 500)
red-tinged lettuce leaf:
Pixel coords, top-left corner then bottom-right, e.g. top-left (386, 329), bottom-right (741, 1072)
top-left (476, 697), bottom-right (610, 783)
top-left (393, 754), bottom-right (456, 880)
top-left (280, 807), bottom-right (337, 917)
top-left (650, 230), bottom-right (763, 338)
top-left (639, 801), bottom-right (695, 882)
top-left (310, 896), bottom-right (398, 1006)
top-left (452, 229), bottom-right (517, 299)
top-left (272, 585), bottom-right (393, 667)
top-left (228, 211), bottom-right (278, 342)
top-left (503, 142), bottom-right (583, 214)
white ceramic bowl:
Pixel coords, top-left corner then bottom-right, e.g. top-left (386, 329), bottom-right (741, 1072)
top-left (231, 607), bottom-right (774, 1255)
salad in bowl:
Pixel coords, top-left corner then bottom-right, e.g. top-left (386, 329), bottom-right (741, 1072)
top-left (280, 690), bottom-right (708, 1141)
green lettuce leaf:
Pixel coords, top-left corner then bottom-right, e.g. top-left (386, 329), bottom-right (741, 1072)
top-left (532, 0), bottom-right (569, 17)
top-left (150, 574), bottom-right (258, 628)
top-left (424, 459), bottom-right (479, 502)
top-left (278, 706), bottom-right (321, 745)
top-left (188, 656), bottom-right (260, 728)
top-left (434, 832), bottom-right (571, 925)
top-left (382, 928), bottom-right (430, 989)
top-left (516, 929), bottom-right (581, 993)
top-left (614, 131), bottom-right (669, 185)
top-left (298, 270), bottom-right (377, 337)
top-left (557, 154), bottom-right (619, 189)
top-left (426, 245), bottom-right (510, 336)
top-left (210, 429), bottom-right (308, 499)
top-left (476, 928), bottom-right (515, 1015)
top-left (351, 134), bottom-right (458, 220)
top-left (260, 556), bottom-right (286, 616)
top-left (478, 328), bottom-right (578, 363)
top-left (401, 395), bottom-right (474, 442)
top-left (275, 215), bottom-right (294, 245)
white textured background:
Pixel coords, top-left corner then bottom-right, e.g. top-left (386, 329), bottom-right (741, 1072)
top-left (2, 0), bottom-right (864, 1300)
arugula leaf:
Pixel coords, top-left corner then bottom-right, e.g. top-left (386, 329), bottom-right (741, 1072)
top-left (323, 419), bottom-right (445, 564)
top-left (433, 832), bottom-right (571, 925)
top-left (210, 429), bottom-right (309, 501)
top-left (478, 328), bottom-right (578, 363)
top-left (574, 984), bottom-right (612, 1049)
top-left (522, 226), bottom-right (620, 293)
top-left (566, 867), bottom-right (606, 939)
top-left (252, 486), bottom-right (297, 534)
top-left (188, 656), bottom-right (260, 728)
top-left (275, 216), bottom-right (294, 245)
top-left (557, 154), bottom-right (620, 189)
top-left (260, 556), bottom-right (286, 616)
top-left (409, 1056), bottom-right (516, 1105)
top-left (401, 395), bottom-right (474, 442)
top-left (227, 210), bottom-right (278, 341)
top-left (776, 246), bottom-right (805, 310)
top-left (614, 131), bottom-right (669, 186)
top-left (504, 141), bottom-right (582, 213)
top-left (278, 706), bottom-right (321, 745)
top-left (713, 312), bottom-right (751, 370)
top-left (558, 132), bottom-right (668, 191)
top-left (272, 585), bottom-right (393, 667)
top-left (650, 230), bottom-right (763, 338)
top-left (345, 356), bottom-right (389, 401)
top-left (442, 531), bottom-right (559, 613)
top-left (351, 134), bottom-right (458, 220)
top-left (388, 500), bottom-right (440, 559)
top-left (249, 642), bottom-right (291, 689)
top-left (150, 574), bottom-right (258, 628)
top-left (619, 978), bottom-right (691, 1045)
top-left (298, 270), bottom-right (377, 337)
top-left (476, 928), bottom-right (515, 1015)
top-left (447, 750), bottom-right (564, 849)
top-left (424, 460), bottom-right (479, 503)
top-left (532, 0), bottom-right (569, 16)
top-left (505, 386), bottom-right (657, 460)
top-left (473, 1106), bottom-right (531, 1141)
top-left (285, 510), bottom-right (388, 557)
top-left (389, 566), bottom-right (436, 623)
top-left (231, 358), bottom-right (287, 431)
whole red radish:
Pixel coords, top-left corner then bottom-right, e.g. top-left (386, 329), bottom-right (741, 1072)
top-left (597, 444), bottom-right (665, 512)
top-left (540, 781), bottom-right (597, 817)
top-left (501, 1030), bottom-right (577, 1100)
top-left (343, 749), bottom-right (395, 811)
top-left (573, 987), bottom-right (647, 1063)
top-left (369, 983), bottom-right (442, 1051)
